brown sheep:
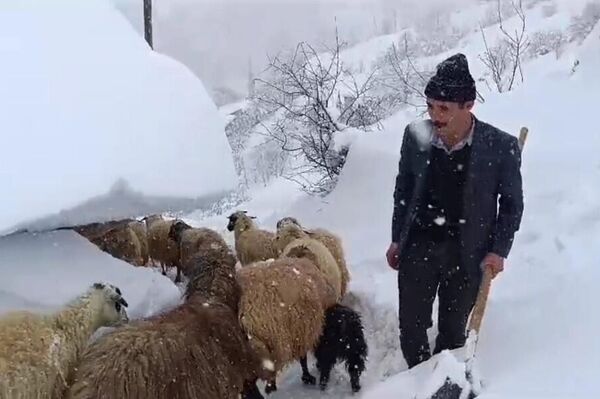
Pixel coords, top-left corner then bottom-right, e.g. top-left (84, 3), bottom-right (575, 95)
top-left (65, 245), bottom-right (269, 399)
top-left (278, 228), bottom-right (343, 301)
top-left (127, 220), bottom-right (149, 266)
top-left (276, 217), bottom-right (351, 297)
top-left (88, 224), bottom-right (144, 266)
top-left (168, 220), bottom-right (230, 279)
top-left (226, 211), bottom-right (277, 266)
top-left (143, 215), bottom-right (182, 282)
top-left (236, 255), bottom-right (338, 394)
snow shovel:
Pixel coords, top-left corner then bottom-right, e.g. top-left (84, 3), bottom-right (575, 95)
top-left (426, 126), bottom-right (530, 399)
top-left (424, 265), bottom-right (493, 399)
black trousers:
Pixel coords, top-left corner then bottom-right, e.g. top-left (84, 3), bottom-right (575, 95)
top-left (397, 228), bottom-right (481, 369)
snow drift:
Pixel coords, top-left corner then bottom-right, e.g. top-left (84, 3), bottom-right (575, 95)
top-left (0, 0), bottom-right (238, 235)
top-left (0, 230), bottom-right (182, 319)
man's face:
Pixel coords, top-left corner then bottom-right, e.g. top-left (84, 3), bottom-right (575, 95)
top-left (426, 98), bottom-right (473, 137)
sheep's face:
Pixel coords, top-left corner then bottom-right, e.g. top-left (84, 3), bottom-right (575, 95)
top-left (168, 220), bottom-right (191, 243)
top-left (227, 211), bottom-right (255, 232)
top-left (92, 282), bottom-right (129, 326)
top-left (226, 213), bottom-right (238, 232)
top-left (276, 216), bottom-right (301, 230)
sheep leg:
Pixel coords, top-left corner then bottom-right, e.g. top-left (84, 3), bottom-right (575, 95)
top-left (349, 368), bottom-right (362, 393)
top-left (242, 379), bottom-right (264, 399)
top-left (300, 356), bottom-right (316, 385)
top-left (174, 265), bottom-right (182, 283)
top-left (264, 379), bottom-right (277, 394)
top-left (318, 361), bottom-right (334, 391)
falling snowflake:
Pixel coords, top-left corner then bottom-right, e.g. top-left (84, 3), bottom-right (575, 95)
top-left (434, 216), bottom-right (446, 226)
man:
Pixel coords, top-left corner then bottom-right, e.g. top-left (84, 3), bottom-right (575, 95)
top-left (385, 53), bottom-right (524, 369)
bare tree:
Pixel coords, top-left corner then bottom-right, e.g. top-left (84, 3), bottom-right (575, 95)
top-left (478, 25), bottom-right (510, 92)
top-left (373, 33), bottom-right (434, 116)
top-left (252, 30), bottom-right (380, 195)
top-left (479, 0), bottom-right (529, 92)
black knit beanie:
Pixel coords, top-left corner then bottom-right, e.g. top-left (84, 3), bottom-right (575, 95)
top-left (424, 53), bottom-right (476, 103)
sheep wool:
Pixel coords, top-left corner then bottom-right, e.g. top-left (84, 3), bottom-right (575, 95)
top-left (0, 283), bottom-right (129, 399)
top-left (168, 220), bottom-right (229, 279)
top-left (145, 216), bottom-right (181, 280)
top-left (66, 246), bottom-right (265, 399)
top-left (127, 220), bottom-right (149, 266)
top-left (90, 225), bottom-right (144, 266)
top-left (276, 220), bottom-right (350, 297)
top-left (281, 235), bottom-right (343, 301)
top-left (236, 257), bottom-right (337, 379)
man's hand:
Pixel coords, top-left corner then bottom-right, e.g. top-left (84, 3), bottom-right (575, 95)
top-left (482, 252), bottom-right (504, 278)
top-left (386, 242), bottom-right (400, 270)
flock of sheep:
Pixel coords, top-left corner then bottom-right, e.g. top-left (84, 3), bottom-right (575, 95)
top-left (0, 210), bottom-right (369, 399)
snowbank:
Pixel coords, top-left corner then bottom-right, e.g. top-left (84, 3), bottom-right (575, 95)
top-left (0, 0), bottom-right (237, 235)
top-left (0, 230), bottom-right (182, 319)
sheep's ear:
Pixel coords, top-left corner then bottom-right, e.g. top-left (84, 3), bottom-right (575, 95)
top-left (249, 215), bottom-right (257, 219)
top-left (117, 297), bottom-right (129, 308)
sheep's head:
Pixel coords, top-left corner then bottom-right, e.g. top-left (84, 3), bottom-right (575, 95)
top-left (141, 214), bottom-right (163, 228)
top-left (226, 211), bottom-right (255, 232)
top-left (184, 245), bottom-right (239, 305)
top-left (276, 216), bottom-right (301, 230)
top-left (168, 219), bottom-right (192, 244)
top-left (274, 225), bottom-right (309, 255)
top-left (91, 282), bottom-right (129, 326)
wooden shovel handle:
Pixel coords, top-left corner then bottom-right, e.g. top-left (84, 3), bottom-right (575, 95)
top-left (467, 266), bottom-right (494, 333)
top-left (518, 126), bottom-right (528, 151)
top-left (467, 126), bottom-right (529, 335)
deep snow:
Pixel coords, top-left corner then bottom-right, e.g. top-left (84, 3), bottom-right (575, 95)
top-left (0, 0), bottom-right (238, 235)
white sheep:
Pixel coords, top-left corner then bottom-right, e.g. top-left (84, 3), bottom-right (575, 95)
top-left (276, 216), bottom-right (351, 298)
top-left (0, 283), bottom-right (129, 399)
top-left (226, 210), bottom-right (278, 266)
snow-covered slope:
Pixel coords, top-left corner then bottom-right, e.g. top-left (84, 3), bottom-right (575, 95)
top-left (0, 0), bottom-right (237, 235)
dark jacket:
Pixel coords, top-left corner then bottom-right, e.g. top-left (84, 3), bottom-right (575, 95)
top-left (391, 116), bottom-right (524, 274)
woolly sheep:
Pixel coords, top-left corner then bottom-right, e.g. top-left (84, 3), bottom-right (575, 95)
top-left (127, 220), bottom-right (149, 266)
top-left (66, 245), bottom-right (270, 399)
top-left (168, 220), bottom-right (229, 279)
top-left (280, 231), bottom-right (343, 301)
top-left (67, 219), bottom-right (145, 266)
top-left (89, 224), bottom-right (144, 266)
top-left (144, 215), bottom-right (182, 281)
top-left (275, 217), bottom-right (351, 297)
top-left (236, 255), bottom-right (338, 394)
top-left (0, 283), bottom-right (129, 399)
top-left (226, 211), bottom-right (277, 266)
